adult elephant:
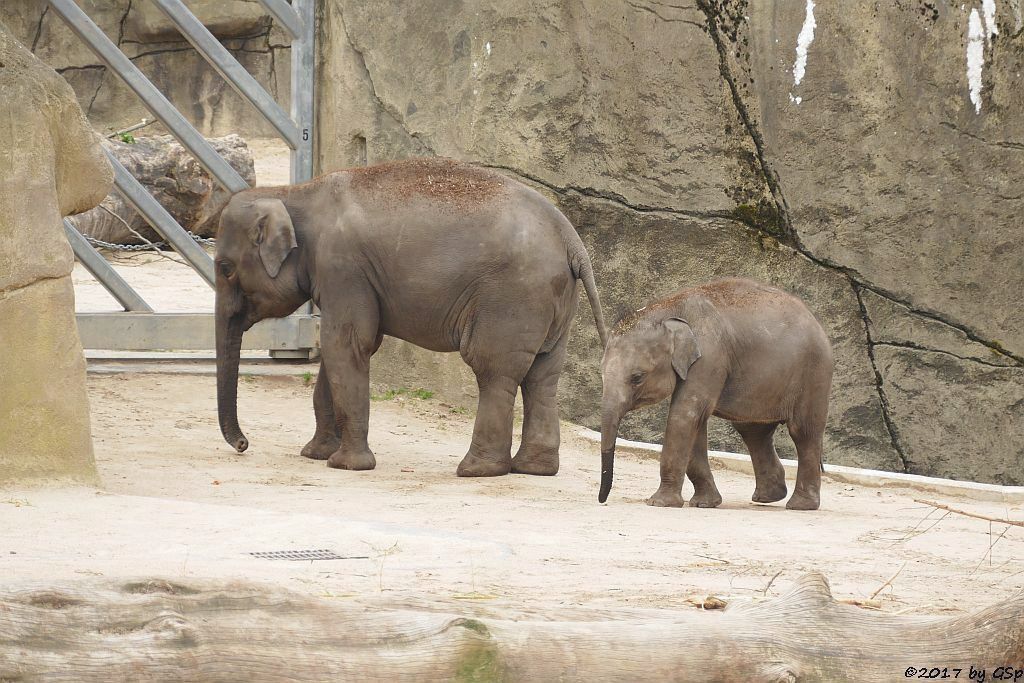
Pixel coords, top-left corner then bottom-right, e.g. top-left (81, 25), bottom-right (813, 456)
top-left (215, 158), bottom-right (606, 478)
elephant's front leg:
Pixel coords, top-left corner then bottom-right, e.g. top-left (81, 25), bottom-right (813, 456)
top-left (300, 361), bottom-right (342, 460)
top-left (685, 421), bottom-right (722, 508)
top-left (648, 391), bottom-right (707, 508)
top-left (320, 296), bottom-right (379, 471)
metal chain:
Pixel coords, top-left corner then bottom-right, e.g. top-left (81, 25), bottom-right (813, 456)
top-left (83, 230), bottom-right (215, 251)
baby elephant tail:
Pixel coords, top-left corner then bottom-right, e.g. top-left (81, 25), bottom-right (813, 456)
top-left (570, 248), bottom-right (608, 347)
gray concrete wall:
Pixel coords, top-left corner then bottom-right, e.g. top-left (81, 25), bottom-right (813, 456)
top-left (315, 0), bottom-right (1023, 485)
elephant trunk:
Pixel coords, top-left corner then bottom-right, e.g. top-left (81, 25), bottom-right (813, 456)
top-left (599, 409), bottom-right (622, 503)
top-left (216, 299), bottom-right (249, 453)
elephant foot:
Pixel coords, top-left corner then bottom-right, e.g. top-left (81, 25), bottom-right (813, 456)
top-left (327, 446), bottom-right (376, 471)
top-left (688, 488), bottom-right (723, 508)
top-left (510, 446), bottom-right (559, 476)
top-left (785, 489), bottom-right (820, 511)
top-left (647, 486), bottom-right (686, 508)
top-left (752, 480), bottom-right (788, 504)
top-left (456, 451), bottom-right (511, 477)
top-left (300, 435), bottom-right (341, 461)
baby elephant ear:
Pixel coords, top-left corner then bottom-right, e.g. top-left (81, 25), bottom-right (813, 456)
top-left (255, 198), bottom-right (297, 278)
top-left (664, 318), bottom-right (701, 380)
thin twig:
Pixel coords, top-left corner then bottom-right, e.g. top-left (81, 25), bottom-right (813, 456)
top-left (971, 525), bottom-right (1012, 576)
top-left (107, 118), bottom-right (155, 138)
top-left (914, 499), bottom-right (1024, 528)
top-left (886, 510), bottom-right (951, 547)
top-left (762, 570), bottom-right (784, 596)
top-left (97, 205), bottom-right (180, 264)
top-left (869, 561), bottom-right (908, 600)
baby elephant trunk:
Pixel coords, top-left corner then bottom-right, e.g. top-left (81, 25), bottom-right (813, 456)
top-left (599, 411), bottom-right (622, 503)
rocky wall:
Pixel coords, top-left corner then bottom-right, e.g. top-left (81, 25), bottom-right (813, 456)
top-left (0, 0), bottom-right (290, 137)
top-left (323, 1), bottom-right (1017, 485)
top-left (0, 22), bottom-right (113, 484)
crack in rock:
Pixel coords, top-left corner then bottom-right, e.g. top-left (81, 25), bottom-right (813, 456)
top-left (870, 341), bottom-right (1015, 369)
top-left (338, 11), bottom-right (433, 155)
top-left (853, 282), bottom-right (910, 473)
top-left (117, 0), bottom-right (133, 46)
top-left (626, 0), bottom-right (706, 28)
top-left (482, 163), bottom-right (734, 221)
top-left (695, 0), bottom-right (794, 238)
top-left (30, 6), bottom-right (49, 53)
top-left (940, 121), bottom-right (1024, 151)
top-left (0, 274), bottom-right (70, 299)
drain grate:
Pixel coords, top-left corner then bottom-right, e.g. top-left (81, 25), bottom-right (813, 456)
top-left (248, 549), bottom-right (367, 561)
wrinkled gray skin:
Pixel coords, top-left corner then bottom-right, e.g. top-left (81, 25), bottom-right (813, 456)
top-left (215, 159), bottom-right (606, 477)
top-left (600, 278), bottom-right (833, 510)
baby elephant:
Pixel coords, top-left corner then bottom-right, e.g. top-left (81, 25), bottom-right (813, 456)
top-left (599, 278), bottom-right (833, 510)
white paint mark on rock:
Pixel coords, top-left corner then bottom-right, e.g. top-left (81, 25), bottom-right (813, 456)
top-left (967, 8), bottom-right (986, 114)
top-left (789, 0), bottom-right (816, 104)
top-left (792, 0), bottom-right (817, 86)
top-left (982, 0), bottom-right (999, 43)
top-left (485, 41), bottom-right (492, 56)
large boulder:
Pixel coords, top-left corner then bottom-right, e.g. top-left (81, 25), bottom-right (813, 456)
top-left (69, 134), bottom-right (256, 245)
top-left (316, 1), bottom-right (1023, 484)
top-left (0, 22), bottom-right (113, 484)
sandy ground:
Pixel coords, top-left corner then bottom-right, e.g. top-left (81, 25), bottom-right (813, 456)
top-left (2, 370), bottom-right (1022, 615)
top-left (42, 138), bottom-right (1022, 616)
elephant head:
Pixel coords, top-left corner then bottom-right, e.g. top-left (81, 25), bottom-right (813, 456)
top-left (599, 317), bottom-right (701, 502)
top-left (215, 194), bottom-right (308, 453)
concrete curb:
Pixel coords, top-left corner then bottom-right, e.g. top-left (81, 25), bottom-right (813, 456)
top-left (578, 428), bottom-right (1024, 505)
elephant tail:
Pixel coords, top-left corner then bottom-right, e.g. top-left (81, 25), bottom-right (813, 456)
top-left (576, 255), bottom-right (608, 347)
top-left (566, 237), bottom-right (608, 347)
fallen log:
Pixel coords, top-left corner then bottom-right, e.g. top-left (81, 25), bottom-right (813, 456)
top-left (1, 573), bottom-right (1021, 682)
top-left (67, 133), bottom-right (255, 245)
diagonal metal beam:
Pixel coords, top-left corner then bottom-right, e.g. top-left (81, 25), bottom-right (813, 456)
top-left (108, 151), bottom-right (216, 288)
top-left (64, 219), bottom-right (154, 313)
top-left (149, 0), bottom-right (300, 149)
top-left (48, 0), bottom-right (250, 194)
top-left (256, 0), bottom-right (302, 39)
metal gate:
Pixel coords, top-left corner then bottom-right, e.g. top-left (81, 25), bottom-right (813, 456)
top-left (51, 0), bottom-right (318, 358)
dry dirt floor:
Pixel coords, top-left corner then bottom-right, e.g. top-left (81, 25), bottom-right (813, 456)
top-left (2, 370), bottom-right (1022, 616)
top-left (21, 137), bottom-right (1020, 618)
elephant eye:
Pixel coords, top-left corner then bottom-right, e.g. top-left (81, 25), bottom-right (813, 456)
top-left (218, 260), bottom-right (236, 278)
top-left (630, 371), bottom-right (646, 385)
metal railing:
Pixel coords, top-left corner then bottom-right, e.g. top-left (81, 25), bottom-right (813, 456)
top-left (51, 0), bottom-right (318, 357)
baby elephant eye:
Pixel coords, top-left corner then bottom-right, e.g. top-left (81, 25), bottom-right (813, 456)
top-left (629, 372), bottom-right (646, 385)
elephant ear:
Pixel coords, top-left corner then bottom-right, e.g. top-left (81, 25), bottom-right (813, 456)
top-left (664, 318), bottom-right (701, 380)
top-left (255, 198), bottom-right (297, 278)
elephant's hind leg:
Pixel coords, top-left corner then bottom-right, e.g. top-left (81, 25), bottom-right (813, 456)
top-left (300, 361), bottom-right (342, 460)
top-left (457, 341), bottom-right (535, 478)
top-left (785, 405), bottom-right (825, 511)
top-left (511, 333), bottom-right (569, 476)
top-left (733, 421), bottom-right (788, 504)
